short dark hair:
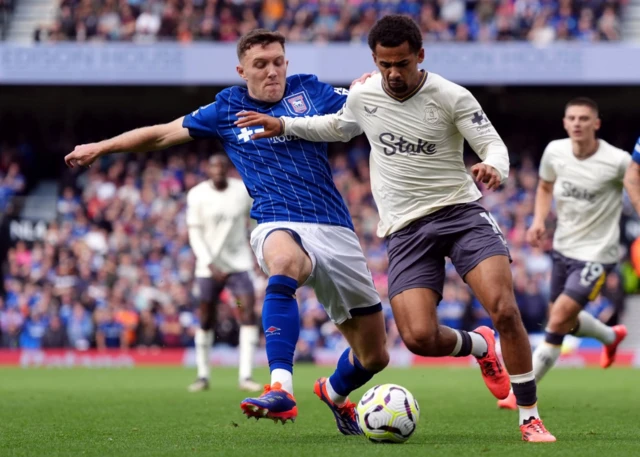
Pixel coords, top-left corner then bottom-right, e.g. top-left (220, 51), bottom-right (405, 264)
top-left (236, 29), bottom-right (286, 60)
top-left (368, 14), bottom-right (423, 54)
top-left (565, 97), bottom-right (599, 116)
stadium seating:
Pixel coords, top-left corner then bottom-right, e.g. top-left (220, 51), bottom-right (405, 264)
top-left (33, 0), bottom-right (625, 43)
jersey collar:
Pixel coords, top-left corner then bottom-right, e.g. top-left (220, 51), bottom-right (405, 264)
top-left (382, 70), bottom-right (428, 103)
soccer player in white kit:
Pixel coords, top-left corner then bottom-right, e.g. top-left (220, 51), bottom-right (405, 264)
top-left (497, 98), bottom-right (640, 409)
top-left (186, 154), bottom-right (261, 393)
top-left (236, 15), bottom-right (555, 442)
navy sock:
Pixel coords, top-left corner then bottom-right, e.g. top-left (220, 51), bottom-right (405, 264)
top-left (328, 348), bottom-right (375, 396)
top-left (263, 275), bottom-right (299, 373)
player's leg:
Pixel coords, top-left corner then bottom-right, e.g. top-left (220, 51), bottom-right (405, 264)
top-left (189, 277), bottom-right (224, 392)
top-left (533, 258), bottom-right (625, 381)
top-left (385, 214), bottom-right (506, 398)
top-left (227, 271), bottom-right (261, 392)
top-left (305, 225), bottom-right (388, 435)
top-left (315, 311), bottom-right (389, 436)
top-left (240, 228), bottom-right (312, 423)
top-left (463, 256), bottom-right (554, 441)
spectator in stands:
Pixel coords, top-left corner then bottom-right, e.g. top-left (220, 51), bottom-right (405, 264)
top-left (34, 0), bottom-right (625, 44)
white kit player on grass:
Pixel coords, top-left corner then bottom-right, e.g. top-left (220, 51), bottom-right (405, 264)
top-left (497, 98), bottom-right (640, 409)
top-left (237, 15), bottom-right (555, 442)
top-left (187, 154), bottom-right (261, 393)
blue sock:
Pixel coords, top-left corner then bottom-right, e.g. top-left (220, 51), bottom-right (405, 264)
top-left (328, 348), bottom-right (375, 396)
top-left (263, 275), bottom-right (299, 373)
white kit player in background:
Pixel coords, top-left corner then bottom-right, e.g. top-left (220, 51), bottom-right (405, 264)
top-left (497, 97), bottom-right (640, 409)
top-left (187, 154), bottom-right (261, 393)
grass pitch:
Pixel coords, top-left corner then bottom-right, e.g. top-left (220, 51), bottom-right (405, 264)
top-left (0, 365), bottom-right (638, 457)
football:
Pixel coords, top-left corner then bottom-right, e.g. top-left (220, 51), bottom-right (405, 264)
top-left (356, 384), bottom-right (420, 443)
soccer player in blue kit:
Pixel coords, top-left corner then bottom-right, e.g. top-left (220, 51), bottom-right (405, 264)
top-left (64, 29), bottom-right (388, 435)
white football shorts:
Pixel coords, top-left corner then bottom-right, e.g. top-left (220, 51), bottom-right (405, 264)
top-left (250, 221), bottom-right (382, 324)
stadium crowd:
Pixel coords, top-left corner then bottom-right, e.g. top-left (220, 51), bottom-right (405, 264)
top-left (0, 134), bottom-right (627, 352)
top-left (34, 0), bottom-right (624, 44)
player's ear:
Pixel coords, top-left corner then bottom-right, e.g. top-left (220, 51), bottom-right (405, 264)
top-left (594, 117), bottom-right (601, 131)
top-left (417, 48), bottom-right (425, 64)
top-left (236, 64), bottom-right (248, 82)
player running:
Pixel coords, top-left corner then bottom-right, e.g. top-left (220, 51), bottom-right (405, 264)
top-left (236, 15), bottom-right (555, 442)
top-left (65, 29), bottom-right (388, 435)
top-left (496, 98), bottom-right (640, 410)
top-left (186, 153), bottom-right (261, 393)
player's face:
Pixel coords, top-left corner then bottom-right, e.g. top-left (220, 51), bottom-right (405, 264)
top-left (563, 105), bottom-right (600, 142)
top-left (373, 42), bottom-right (425, 97)
top-left (208, 157), bottom-right (228, 187)
top-left (237, 42), bottom-right (288, 103)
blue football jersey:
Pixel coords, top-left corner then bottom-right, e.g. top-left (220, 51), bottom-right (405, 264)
top-left (183, 74), bottom-right (354, 230)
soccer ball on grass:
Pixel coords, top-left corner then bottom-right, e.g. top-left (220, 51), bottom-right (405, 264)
top-left (356, 383), bottom-right (420, 443)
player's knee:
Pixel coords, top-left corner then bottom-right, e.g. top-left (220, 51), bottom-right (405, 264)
top-left (402, 327), bottom-right (439, 356)
top-left (265, 252), bottom-right (307, 281)
top-left (490, 301), bottom-right (522, 334)
top-left (358, 347), bottom-right (389, 373)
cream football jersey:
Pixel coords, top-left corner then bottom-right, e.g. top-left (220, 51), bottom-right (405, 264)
top-left (539, 138), bottom-right (631, 264)
top-left (282, 72), bottom-right (509, 237)
top-left (186, 177), bottom-right (254, 277)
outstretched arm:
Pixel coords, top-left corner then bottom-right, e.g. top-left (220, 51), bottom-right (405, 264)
top-left (65, 117), bottom-right (193, 168)
top-left (235, 92), bottom-right (363, 143)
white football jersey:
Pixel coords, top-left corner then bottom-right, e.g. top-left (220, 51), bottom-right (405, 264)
top-left (186, 177), bottom-right (254, 277)
top-left (539, 138), bottom-right (631, 264)
top-left (282, 72), bottom-right (509, 237)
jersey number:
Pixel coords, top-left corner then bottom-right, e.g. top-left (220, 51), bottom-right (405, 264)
top-left (579, 262), bottom-right (604, 287)
top-left (479, 212), bottom-right (506, 245)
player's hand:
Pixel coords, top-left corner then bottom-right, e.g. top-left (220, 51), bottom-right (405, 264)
top-left (235, 111), bottom-right (283, 140)
top-left (208, 264), bottom-right (228, 282)
top-left (350, 70), bottom-right (378, 89)
top-left (65, 143), bottom-right (105, 168)
top-left (526, 221), bottom-right (546, 248)
top-left (471, 163), bottom-right (501, 191)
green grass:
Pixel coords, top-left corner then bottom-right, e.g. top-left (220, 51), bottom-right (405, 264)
top-left (0, 366), bottom-right (639, 456)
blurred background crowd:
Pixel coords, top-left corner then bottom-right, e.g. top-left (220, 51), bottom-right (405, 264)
top-left (33, 0), bottom-right (625, 44)
top-left (0, 117), bottom-right (632, 353)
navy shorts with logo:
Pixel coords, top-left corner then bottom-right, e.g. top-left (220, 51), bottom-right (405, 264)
top-left (549, 251), bottom-right (615, 306)
top-left (386, 201), bottom-right (511, 301)
top-left (196, 272), bottom-right (255, 304)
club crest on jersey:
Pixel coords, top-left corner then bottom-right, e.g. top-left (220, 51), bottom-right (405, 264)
top-left (425, 106), bottom-right (440, 124)
top-left (284, 92), bottom-right (311, 115)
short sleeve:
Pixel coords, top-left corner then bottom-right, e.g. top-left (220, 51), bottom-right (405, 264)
top-left (538, 144), bottom-right (557, 182)
top-left (317, 83), bottom-right (349, 115)
top-left (182, 102), bottom-right (220, 139)
top-left (617, 150), bottom-right (632, 181)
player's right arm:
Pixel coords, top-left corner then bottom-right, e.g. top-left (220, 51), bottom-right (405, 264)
top-left (65, 101), bottom-right (220, 168)
top-left (528, 144), bottom-right (556, 247)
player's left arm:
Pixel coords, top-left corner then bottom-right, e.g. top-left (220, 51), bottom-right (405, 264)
top-left (623, 139), bottom-right (640, 215)
top-left (453, 89), bottom-right (509, 191)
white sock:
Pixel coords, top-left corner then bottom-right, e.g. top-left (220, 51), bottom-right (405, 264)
top-left (195, 328), bottom-right (214, 380)
top-left (469, 331), bottom-right (489, 357)
top-left (532, 342), bottom-right (561, 383)
top-left (573, 311), bottom-right (616, 345)
top-left (449, 330), bottom-right (488, 357)
top-left (271, 368), bottom-right (293, 395)
top-left (509, 371), bottom-right (540, 425)
top-left (326, 378), bottom-right (347, 406)
top-left (239, 325), bottom-right (258, 382)
top-left (519, 403), bottom-right (540, 425)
